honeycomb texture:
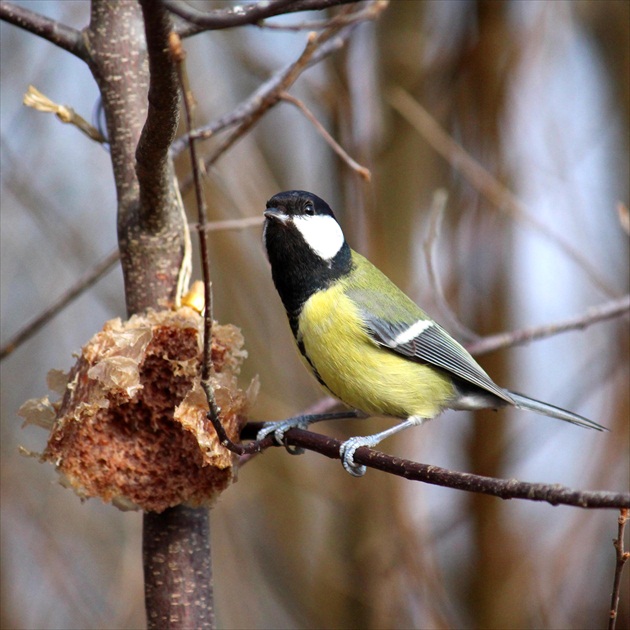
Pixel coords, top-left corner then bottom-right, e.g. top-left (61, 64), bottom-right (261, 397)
top-left (19, 307), bottom-right (254, 512)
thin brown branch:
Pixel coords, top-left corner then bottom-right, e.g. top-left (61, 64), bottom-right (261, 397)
top-left (258, 0), bottom-right (388, 30)
top-left (280, 91), bottom-right (371, 181)
top-left (618, 202), bottom-right (630, 236)
top-left (0, 1), bottom-right (86, 59)
top-left (193, 4), bottom-right (388, 180)
top-left (466, 295), bottom-right (630, 357)
top-left (0, 250), bottom-right (119, 361)
top-left (171, 36), bottom-right (212, 377)
top-left (608, 508), bottom-right (629, 630)
top-left (202, 23), bottom-right (346, 171)
top-left (170, 33), bottom-right (241, 458)
top-left (170, 112), bottom-right (239, 158)
top-left (168, 0), bottom-right (360, 37)
top-left (388, 86), bottom-right (616, 296)
top-left (240, 423), bottom-right (629, 509)
top-left (171, 15), bottom-right (378, 161)
top-left (166, 0), bottom-right (295, 30)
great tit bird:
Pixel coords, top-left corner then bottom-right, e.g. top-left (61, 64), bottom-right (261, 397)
top-left (260, 190), bottom-right (605, 476)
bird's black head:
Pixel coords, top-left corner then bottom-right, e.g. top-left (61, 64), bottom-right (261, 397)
top-left (264, 190), bottom-right (336, 221)
top-left (263, 190), bottom-right (352, 316)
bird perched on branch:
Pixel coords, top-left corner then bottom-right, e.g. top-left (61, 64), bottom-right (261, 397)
top-left (260, 190), bottom-right (605, 476)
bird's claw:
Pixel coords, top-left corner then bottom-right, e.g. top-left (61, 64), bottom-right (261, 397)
top-left (256, 419), bottom-right (309, 455)
top-left (339, 437), bottom-right (371, 477)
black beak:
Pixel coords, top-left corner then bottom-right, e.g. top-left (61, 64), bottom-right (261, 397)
top-left (264, 207), bottom-right (288, 222)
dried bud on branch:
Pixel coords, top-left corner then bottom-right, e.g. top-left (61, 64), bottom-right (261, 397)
top-left (19, 307), bottom-right (256, 512)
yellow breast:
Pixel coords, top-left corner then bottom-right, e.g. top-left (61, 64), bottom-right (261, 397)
top-left (297, 284), bottom-right (455, 419)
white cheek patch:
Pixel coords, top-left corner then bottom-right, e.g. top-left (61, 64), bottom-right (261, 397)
top-left (293, 214), bottom-right (345, 261)
top-left (392, 320), bottom-right (434, 346)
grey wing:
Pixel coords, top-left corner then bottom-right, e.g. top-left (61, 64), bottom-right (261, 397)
top-left (364, 314), bottom-right (514, 405)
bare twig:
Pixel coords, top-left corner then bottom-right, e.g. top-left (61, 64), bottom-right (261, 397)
top-left (193, 2), bottom-right (390, 178)
top-left (279, 91), bottom-right (371, 181)
top-left (608, 508), bottom-right (629, 630)
top-left (0, 250), bottom-right (119, 361)
top-left (240, 423), bottom-right (629, 509)
top-left (170, 32), bottom-right (243, 459)
top-left (23, 86), bottom-right (107, 143)
top-left (170, 18), bottom-right (375, 160)
top-left (166, 0), bottom-right (296, 30)
top-left (258, 0), bottom-right (388, 30)
top-left (388, 87), bottom-right (616, 296)
top-left (0, 1), bottom-right (86, 59)
top-left (172, 1), bottom-right (387, 184)
top-left (200, 17), bottom-right (353, 172)
top-left (168, 0), bottom-right (360, 37)
top-left (466, 295), bottom-right (630, 357)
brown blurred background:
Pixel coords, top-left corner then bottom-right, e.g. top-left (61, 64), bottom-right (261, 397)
top-left (1, 1), bottom-right (628, 628)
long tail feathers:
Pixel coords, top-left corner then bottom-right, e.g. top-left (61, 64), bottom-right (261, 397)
top-left (507, 391), bottom-right (607, 431)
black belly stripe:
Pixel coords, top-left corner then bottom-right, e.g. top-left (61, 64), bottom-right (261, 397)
top-left (295, 336), bottom-right (328, 388)
top-left (288, 309), bottom-right (330, 390)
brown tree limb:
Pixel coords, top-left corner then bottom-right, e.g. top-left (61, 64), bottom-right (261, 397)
top-left (85, 0), bottom-right (146, 223)
top-left (125, 6), bottom-right (211, 629)
top-left (195, 5), bottom-right (386, 181)
top-left (608, 508), bottom-right (629, 630)
top-left (0, 1), bottom-right (86, 59)
top-left (279, 91), bottom-right (371, 181)
top-left (143, 506), bottom-right (215, 630)
top-left (170, 1), bottom-right (387, 162)
top-left (257, 1), bottom-right (387, 30)
top-left (240, 423), bottom-right (630, 509)
top-left (466, 295), bottom-right (630, 357)
top-left (136, 0), bottom-right (183, 230)
top-left (100, 0), bottom-right (190, 315)
top-left (166, 0), bottom-right (360, 37)
top-left (201, 24), bottom-right (346, 171)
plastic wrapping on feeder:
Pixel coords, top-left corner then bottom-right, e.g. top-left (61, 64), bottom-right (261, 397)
top-left (19, 307), bottom-right (257, 513)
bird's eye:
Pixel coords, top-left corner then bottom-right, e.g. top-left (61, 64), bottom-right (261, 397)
top-left (304, 203), bottom-right (315, 215)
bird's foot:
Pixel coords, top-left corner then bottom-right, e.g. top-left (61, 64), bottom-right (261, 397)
top-left (338, 418), bottom-right (426, 476)
top-left (339, 435), bottom-right (382, 477)
top-left (256, 416), bottom-right (314, 455)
